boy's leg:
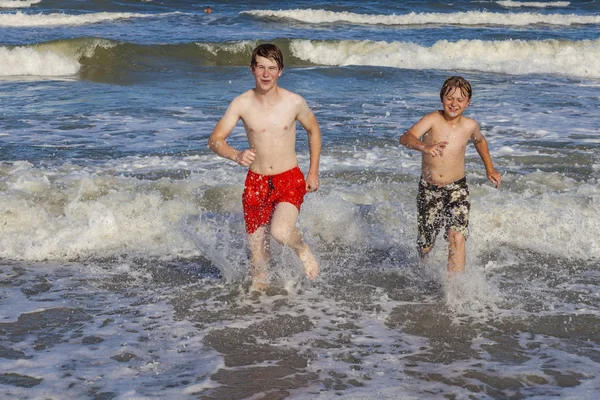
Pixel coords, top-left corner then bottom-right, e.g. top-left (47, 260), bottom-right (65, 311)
top-left (247, 226), bottom-right (271, 291)
top-left (444, 179), bottom-right (470, 274)
top-left (447, 229), bottom-right (466, 274)
top-left (270, 202), bottom-right (319, 280)
top-left (419, 245), bottom-right (433, 258)
top-left (417, 180), bottom-right (441, 263)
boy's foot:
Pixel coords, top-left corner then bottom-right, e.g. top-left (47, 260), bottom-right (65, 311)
top-left (418, 246), bottom-right (432, 267)
top-left (250, 280), bottom-right (269, 292)
top-left (250, 265), bottom-right (269, 292)
top-left (298, 245), bottom-right (319, 281)
top-left (447, 267), bottom-right (465, 276)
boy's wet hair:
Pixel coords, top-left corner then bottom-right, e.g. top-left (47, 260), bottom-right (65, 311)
top-left (251, 44), bottom-right (284, 70)
top-left (440, 76), bottom-right (472, 101)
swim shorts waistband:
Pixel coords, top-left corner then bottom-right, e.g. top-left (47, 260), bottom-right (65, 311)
top-left (246, 166), bottom-right (302, 181)
top-left (419, 176), bottom-right (467, 190)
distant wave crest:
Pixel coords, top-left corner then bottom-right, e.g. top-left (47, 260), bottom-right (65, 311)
top-left (496, 1), bottom-right (570, 8)
top-left (0, 0), bottom-right (42, 8)
top-left (243, 9), bottom-right (599, 27)
top-left (0, 10), bottom-right (168, 27)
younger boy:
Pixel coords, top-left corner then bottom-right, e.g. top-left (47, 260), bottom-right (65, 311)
top-left (208, 44), bottom-right (321, 291)
top-left (399, 76), bottom-right (501, 274)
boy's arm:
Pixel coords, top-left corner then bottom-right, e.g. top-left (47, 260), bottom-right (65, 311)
top-left (208, 98), bottom-right (255, 167)
top-left (399, 112), bottom-right (448, 157)
top-left (471, 127), bottom-right (501, 188)
top-left (297, 99), bottom-right (321, 192)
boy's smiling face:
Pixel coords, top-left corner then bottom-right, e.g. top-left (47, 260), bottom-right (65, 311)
top-left (441, 87), bottom-right (471, 118)
top-left (251, 55), bottom-right (282, 92)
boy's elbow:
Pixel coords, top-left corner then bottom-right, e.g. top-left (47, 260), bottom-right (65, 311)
top-left (307, 128), bottom-right (322, 143)
top-left (473, 139), bottom-right (487, 150)
top-left (207, 137), bottom-right (219, 152)
top-left (399, 134), bottom-right (409, 146)
top-left (307, 124), bottom-right (321, 137)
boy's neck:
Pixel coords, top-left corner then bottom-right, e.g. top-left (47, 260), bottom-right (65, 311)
top-left (254, 85), bottom-right (280, 99)
top-left (441, 110), bottom-right (463, 124)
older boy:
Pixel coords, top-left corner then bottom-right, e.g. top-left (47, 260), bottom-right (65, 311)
top-left (399, 76), bottom-right (501, 274)
top-left (208, 44), bottom-right (321, 291)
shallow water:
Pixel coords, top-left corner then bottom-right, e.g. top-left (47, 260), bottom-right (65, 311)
top-left (2, 250), bottom-right (599, 399)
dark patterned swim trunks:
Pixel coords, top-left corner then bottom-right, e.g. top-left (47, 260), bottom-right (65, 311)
top-left (416, 176), bottom-right (470, 249)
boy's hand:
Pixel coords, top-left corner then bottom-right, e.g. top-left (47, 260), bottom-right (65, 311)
top-left (424, 141), bottom-right (448, 157)
top-left (306, 172), bottom-right (320, 192)
top-left (235, 149), bottom-right (256, 167)
top-left (487, 169), bottom-right (501, 188)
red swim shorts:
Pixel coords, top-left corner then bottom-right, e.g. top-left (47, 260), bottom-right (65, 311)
top-left (242, 166), bottom-right (307, 234)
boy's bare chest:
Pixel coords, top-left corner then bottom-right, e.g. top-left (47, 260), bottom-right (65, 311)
top-left (242, 104), bottom-right (296, 135)
top-left (425, 126), bottom-right (469, 145)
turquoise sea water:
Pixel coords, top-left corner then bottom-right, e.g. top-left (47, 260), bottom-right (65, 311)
top-left (1, 0), bottom-right (599, 398)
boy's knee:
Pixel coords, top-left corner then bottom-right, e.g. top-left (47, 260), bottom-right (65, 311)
top-left (448, 229), bottom-right (466, 245)
top-left (270, 225), bottom-right (291, 245)
top-left (249, 248), bottom-right (267, 264)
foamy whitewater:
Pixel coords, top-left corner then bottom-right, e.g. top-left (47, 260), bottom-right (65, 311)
top-left (1, 1), bottom-right (599, 399)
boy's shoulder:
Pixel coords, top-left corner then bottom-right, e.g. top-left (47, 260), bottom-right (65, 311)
top-left (431, 109), bottom-right (452, 119)
top-left (235, 89), bottom-right (255, 101)
top-left (276, 88), bottom-right (309, 113)
top-left (422, 109), bottom-right (447, 123)
top-left (460, 115), bottom-right (479, 129)
top-left (279, 86), bottom-right (305, 102)
top-left (230, 89), bottom-right (256, 109)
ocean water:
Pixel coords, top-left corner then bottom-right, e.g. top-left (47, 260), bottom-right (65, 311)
top-left (1, 0), bottom-right (599, 399)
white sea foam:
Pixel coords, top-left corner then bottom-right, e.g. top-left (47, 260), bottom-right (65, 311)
top-left (496, 1), bottom-right (570, 8)
top-left (244, 9), bottom-right (599, 26)
top-left (0, 0), bottom-right (41, 8)
top-left (497, 146), bottom-right (516, 155)
top-left (0, 10), bottom-right (166, 27)
top-left (470, 175), bottom-right (600, 261)
top-left (289, 37), bottom-right (600, 78)
top-left (0, 158), bottom-right (244, 263)
top-left (1, 155), bottom-right (597, 264)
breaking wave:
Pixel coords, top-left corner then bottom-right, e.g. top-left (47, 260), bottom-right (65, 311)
top-left (2, 37), bottom-right (599, 80)
top-left (243, 9), bottom-right (600, 27)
